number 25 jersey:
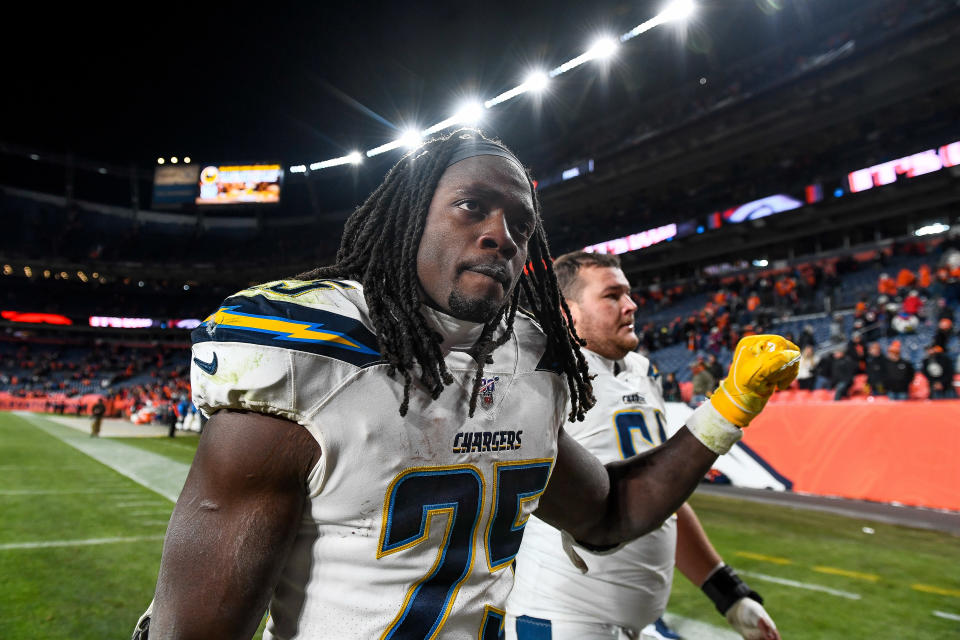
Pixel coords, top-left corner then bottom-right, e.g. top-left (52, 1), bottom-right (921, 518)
top-left (190, 279), bottom-right (569, 639)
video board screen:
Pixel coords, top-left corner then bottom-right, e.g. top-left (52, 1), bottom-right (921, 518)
top-left (196, 163), bottom-right (283, 206)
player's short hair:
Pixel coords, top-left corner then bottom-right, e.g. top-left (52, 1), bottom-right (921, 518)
top-left (553, 251), bottom-right (623, 302)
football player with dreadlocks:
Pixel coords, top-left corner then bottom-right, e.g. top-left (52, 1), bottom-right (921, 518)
top-left (135, 129), bottom-right (798, 640)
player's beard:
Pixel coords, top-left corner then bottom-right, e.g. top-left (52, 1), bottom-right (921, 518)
top-left (448, 289), bottom-right (501, 323)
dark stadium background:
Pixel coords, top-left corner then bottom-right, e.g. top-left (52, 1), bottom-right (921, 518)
top-left (2, 1), bottom-right (960, 636)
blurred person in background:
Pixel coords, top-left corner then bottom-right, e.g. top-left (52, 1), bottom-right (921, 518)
top-left (922, 344), bottom-right (955, 399)
top-left (797, 324), bottom-right (816, 350)
top-left (662, 371), bottom-right (682, 402)
top-left (690, 360), bottom-right (716, 407)
top-left (813, 347), bottom-right (834, 390)
top-left (705, 353), bottom-right (724, 384)
top-left (896, 267), bottom-right (916, 294)
top-left (90, 397), bottom-right (105, 437)
top-left (883, 342), bottom-right (914, 400)
top-left (830, 346), bottom-right (857, 401)
top-left (934, 315), bottom-right (955, 350)
top-left (865, 342), bottom-right (888, 396)
top-left (901, 289), bottom-right (924, 319)
top-left (796, 345), bottom-right (817, 391)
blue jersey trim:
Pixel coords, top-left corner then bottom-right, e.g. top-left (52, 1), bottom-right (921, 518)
top-left (192, 293), bottom-right (383, 368)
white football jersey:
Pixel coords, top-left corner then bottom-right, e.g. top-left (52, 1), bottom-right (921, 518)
top-left (506, 348), bottom-right (676, 630)
top-left (190, 279), bottom-right (569, 640)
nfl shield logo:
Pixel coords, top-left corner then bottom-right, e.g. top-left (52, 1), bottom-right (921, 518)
top-left (480, 376), bottom-right (499, 408)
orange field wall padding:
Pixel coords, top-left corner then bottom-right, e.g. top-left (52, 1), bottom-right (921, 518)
top-left (743, 400), bottom-right (960, 511)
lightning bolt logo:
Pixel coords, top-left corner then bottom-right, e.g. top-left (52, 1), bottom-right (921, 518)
top-left (207, 306), bottom-right (378, 355)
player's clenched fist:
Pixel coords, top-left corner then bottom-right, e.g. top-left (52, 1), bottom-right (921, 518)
top-left (710, 335), bottom-right (800, 428)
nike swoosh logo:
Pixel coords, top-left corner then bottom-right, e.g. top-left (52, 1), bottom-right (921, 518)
top-left (193, 352), bottom-right (218, 375)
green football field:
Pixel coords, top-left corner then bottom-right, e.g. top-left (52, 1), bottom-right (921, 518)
top-left (2, 411), bottom-right (958, 639)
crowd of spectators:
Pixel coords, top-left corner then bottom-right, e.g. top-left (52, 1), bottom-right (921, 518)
top-left (635, 238), bottom-right (960, 402)
top-left (0, 341), bottom-right (192, 423)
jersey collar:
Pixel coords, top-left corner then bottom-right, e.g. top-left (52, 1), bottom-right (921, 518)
top-left (420, 305), bottom-right (486, 352)
top-left (583, 348), bottom-right (623, 377)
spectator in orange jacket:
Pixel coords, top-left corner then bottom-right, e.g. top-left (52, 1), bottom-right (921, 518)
top-left (896, 267), bottom-right (916, 291)
top-left (878, 273), bottom-right (898, 297)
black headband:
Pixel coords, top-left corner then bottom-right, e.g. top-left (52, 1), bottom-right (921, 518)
top-left (445, 138), bottom-right (526, 173)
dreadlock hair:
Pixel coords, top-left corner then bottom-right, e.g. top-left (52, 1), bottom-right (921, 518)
top-left (296, 128), bottom-right (595, 421)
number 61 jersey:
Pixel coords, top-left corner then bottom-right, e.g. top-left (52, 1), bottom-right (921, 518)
top-left (506, 348), bottom-right (677, 631)
top-left (190, 279), bottom-right (569, 640)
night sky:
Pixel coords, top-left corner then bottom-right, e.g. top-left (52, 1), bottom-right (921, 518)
top-left (4, 1), bottom-right (863, 172)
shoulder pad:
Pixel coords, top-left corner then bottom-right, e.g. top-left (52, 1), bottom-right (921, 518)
top-left (192, 279), bottom-right (383, 368)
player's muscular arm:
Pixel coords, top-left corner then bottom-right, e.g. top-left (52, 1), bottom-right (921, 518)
top-left (535, 426), bottom-right (717, 546)
top-left (538, 335), bottom-right (798, 548)
top-left (150, 410), bottom-right (321, 640)
top-left (675, 503), bottom-right (723, 585)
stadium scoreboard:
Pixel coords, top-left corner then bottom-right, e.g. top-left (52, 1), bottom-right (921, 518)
top-left (151, 162), bottom-right (284, 209)
top-left (196, 163), bottom-right (283, 206)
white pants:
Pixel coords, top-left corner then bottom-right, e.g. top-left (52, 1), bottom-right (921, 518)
top-left (506, 613), bottom-right (639, 640)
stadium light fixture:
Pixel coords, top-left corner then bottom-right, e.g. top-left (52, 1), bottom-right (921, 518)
top-left (157, 158), bottom-right (165, 165)
top-left (658, 0), bottom-right (695, 23)
top-left (298, 0), bottom-right (696, 172)
top-left (915, 222), bottom-right (950, 237)
top-left (184, 157), bottom-right (191, 164)
top-left (586, 37), bottom-right (618, 60)
top-left (398, 128), bottom-right (423, 149)
top-left (171, 157), bottom-right (178, 164)
top-left (366, 139), bottom-right (403, 157)
top-left (454, 101), bottom-right (486, 126)
top-left (524, 71), bottom-right (550, 92)
top-left (24, 266), bottom-right (33, 278)
top-left (347, 151), bottom-right (363, 164)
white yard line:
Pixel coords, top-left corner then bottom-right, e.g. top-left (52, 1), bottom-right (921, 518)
top-left (933, 611), bottom-right (960, 622)
top-left (14, 412), bottom-right (190, 502)
top-left (0, 535), bottom-right (164, 550)
top-left (739, 570), bottom-right (861, 600)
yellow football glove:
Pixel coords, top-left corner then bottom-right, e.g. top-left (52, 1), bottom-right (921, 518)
top-left (710, 335), bottom-right (801, 427)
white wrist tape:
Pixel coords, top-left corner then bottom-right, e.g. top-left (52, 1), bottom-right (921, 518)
top-left (686, 401), bottom-right (743, 455)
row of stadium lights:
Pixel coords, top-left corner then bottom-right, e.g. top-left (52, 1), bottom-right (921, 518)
top-left (157, 157), bottom-right (191, 165)
top-left (283, 0), bottom-right (695, 175)
top-left (2, 264), bottom-right (198, 291)
top-left (3, 265), bottom-right (105, 283)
